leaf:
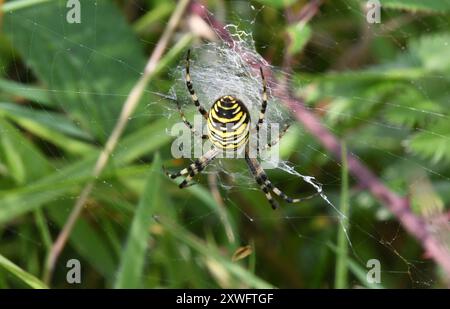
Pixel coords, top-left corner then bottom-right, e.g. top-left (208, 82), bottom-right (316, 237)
top-left (0, 102), bottom-right (95, 155)
top-left (114, 153), bottom-right (161, 288)
top-left (407, 120), bottom-right (450, 164)
top-left (0, 128), bottom-right (26, 184)
top-left (346, 259), bottom-right (383, 289)
top-left (408, 33), bottom-right (450, 72)
top-left (383, 87), bottom-right (445, 128)
top-left (374, 33), bottom-right (450, 75)
top-left (327, 243), bottom-right (384, 289)
top-left (0, 117), bottom-right (52, 184)
top-left (0, 102), bottom-right (92, 140)
top-left (231, 245), bottom-right (253, 262)
top-left (3, 0), bottom-right (148, 140)
top-left (0, 253), bottom-right (48, 289)
top-left (0, 79), bottom-right (52, 106)
top-left (380, 0), bottom-right (450, 13)
top-left (253, 0), bottom-right (297, 8)
top-left (1, 0), bottom-right (54, 12)
top-left (286, 23), bottom-right (311, 55)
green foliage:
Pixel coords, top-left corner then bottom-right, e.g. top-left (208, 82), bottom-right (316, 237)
top-left (334, 143), bottom-right (349, 289)
top-left (311, 32), bottom-right (450, 165)
top-left (115, 154), bottom-right (162, 288)
top-left (0, 78), bottom-right (51, 106)
top-left (254, 0), bottom-right (297, 9)
top-left (0, 118), bottom-right (172, 224)
top-left (380, 0), bottom-right (450, 13)
top-left (3, 0), bottom-right (148, 140)
top-left (408, 121), bottom-right (450, 164)
top-left (0, 102), bottom-right (92, 140)
top-left (0, 253), bottom-right (48, 289)
top-left (286, 23), bottom-right (312, 55)
top-left (0, 118), bottom-right (52, 185)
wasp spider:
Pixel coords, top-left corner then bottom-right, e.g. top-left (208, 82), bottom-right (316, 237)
top-left (165, 49), bottom-right (311, 209)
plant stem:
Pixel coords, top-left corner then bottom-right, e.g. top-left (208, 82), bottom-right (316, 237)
top-left (335, 141), bottom-right (350, 289)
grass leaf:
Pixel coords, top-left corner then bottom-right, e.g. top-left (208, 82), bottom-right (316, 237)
top-left (334, 142), bottom-right (350, 288)
top-left (114, 153), bottom-right (162, 288)
top-left (0, 79), bottom-right (52, 106)
top-left (380, 0), bottom-right (450, 13)
top-left (0, 253), bottom-right (48, 289)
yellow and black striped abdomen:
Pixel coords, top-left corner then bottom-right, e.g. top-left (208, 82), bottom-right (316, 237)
top-left (207, 95), bottom-right (250, 150)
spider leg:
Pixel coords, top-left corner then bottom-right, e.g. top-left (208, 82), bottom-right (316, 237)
top-left (256, 67), bottom-right (268, 156)
top-left (262, 123), bottom-right (290, 151)
top-left (265, 177), bottom-right (319, 203)
top-left (246, 150), bottom-right (316, 209)
top-left (245, 150), bottom-right (279, 209)
top-left (175, 99), bottom-right (208, 140)
top-left (186, 49), bottom-right (208, 120)
top-left (165, 148), bottom-right (218, 188)
top-left (163, 164), bottom-right (189, 179)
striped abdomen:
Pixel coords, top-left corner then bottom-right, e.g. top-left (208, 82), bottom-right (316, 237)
top-left (207, 95), bottom-right (250, 150)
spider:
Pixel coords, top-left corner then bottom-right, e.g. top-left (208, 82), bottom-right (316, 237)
top-left (165, 49), bottom-right (312, 209)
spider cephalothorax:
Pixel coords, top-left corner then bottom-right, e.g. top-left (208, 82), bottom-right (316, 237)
top-left (165, 49), bottom-right (312, 209)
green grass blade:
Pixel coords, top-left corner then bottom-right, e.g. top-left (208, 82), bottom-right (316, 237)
top-left (328, 242), bottom-right (384, 289)
top-left (0, 79), bottom-right (51, 106)
top-left (0, 102), bottom-right (92, 140)
top-left (0, 118), bottom-right (52, 184)
top-left (0, 254), bottom-right (48, 289)
top-left (1, 0), bottom-right (54, 12)
top-left (33, 209), bottom-right (52, 252)
top-left (335, 142), bottom-right (350, 288)
top-left (114, 154), bottom-right (162, 288)
top-left (347, 259), bottom-right (384, 289)
top-left (381, 0), bottom-right (450, 13)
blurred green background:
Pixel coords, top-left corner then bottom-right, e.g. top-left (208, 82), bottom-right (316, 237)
top-left (0, 0), bottom-right (449, 288)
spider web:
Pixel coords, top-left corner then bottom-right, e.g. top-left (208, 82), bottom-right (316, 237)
top-left (166, 28), bottom-right (341, 228)
top-left (0, 0), bottom-right (448, 289)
